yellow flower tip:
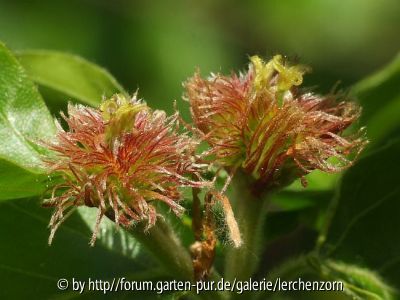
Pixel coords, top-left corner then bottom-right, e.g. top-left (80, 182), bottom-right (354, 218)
top-left (100, 94), bottom-right (148, 140)
top-left (250, 54), bottom-right (309, 92)
top-left (250, 55), bottom-right (275, 91)
top-left (272, 54), bottom-right (309, 91)
top-left (100, 94), bottom-right (147, 121)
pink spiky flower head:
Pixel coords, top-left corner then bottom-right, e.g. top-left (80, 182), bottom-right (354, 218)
top-left (44, 94), bottom-right (206, 245)
top-left (185, 55), bottom-right (367, 192)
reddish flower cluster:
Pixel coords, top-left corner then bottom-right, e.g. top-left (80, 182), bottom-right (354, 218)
top-left (44, 94), bottom-right (206, 245)
top-left (185, 55), bottom-right (367, 189)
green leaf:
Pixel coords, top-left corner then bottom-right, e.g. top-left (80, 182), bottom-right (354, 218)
top-left (0, 197), bottom-right (162, 300)
top-left (0, 160), bottom-right (47, 200)
top-left (17, 50), bottom-right (127, 107)
top-left (352, 53), bottom-right (400, 146)
top-left (0, 42), bottom-right (56, 200)
top-left (258, 256), bottom-right (395, 300)
top-left (76, 207), bottom-right (143, 261)
top-left (321, 260), bottom-right (397, 300)
top-left (320, 139), bottom-right (400, 287)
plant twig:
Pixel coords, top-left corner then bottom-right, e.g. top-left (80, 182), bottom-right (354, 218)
top-left (224, 171), bottom-right (268, 283)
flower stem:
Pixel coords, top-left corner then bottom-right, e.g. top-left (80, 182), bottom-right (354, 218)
top-left (127, 218), bottom-right (194, 280)
top-left (124, 217), bottom-right (226, 300)
top-left (224, 171), bottom-right (268, 281)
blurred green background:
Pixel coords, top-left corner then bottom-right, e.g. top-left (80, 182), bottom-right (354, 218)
top-left (1, 2), bottom-right (400, 299)
top-left (1, 0), bottom-right (399, 118)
